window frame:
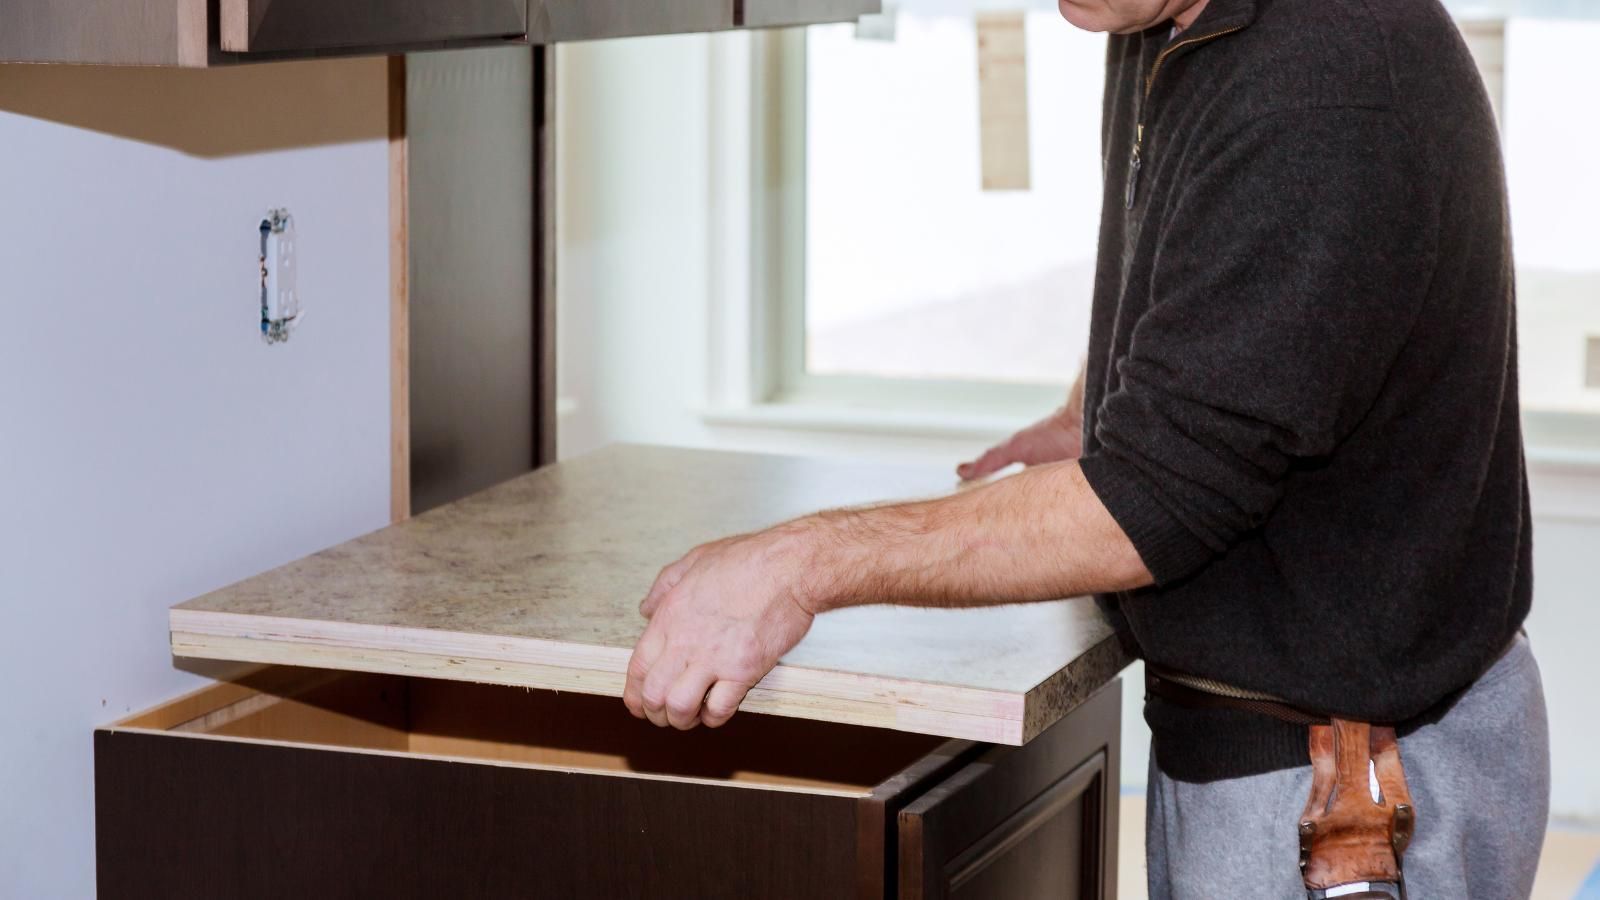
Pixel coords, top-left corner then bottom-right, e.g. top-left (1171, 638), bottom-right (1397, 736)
top-left (726, 21), bottom-right (1600, 468)
top-left (750, 25), bottom-right (1071, 420)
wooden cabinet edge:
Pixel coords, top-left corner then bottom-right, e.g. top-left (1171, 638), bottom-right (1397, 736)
top-left (218, 0), bottom-right (250, 54)
top-left (857, 738), bottom-right (985, 898)
top-left (896, 682), bottom-right (1123, 900)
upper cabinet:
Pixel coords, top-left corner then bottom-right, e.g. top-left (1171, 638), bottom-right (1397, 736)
top-left (0, 0), bottom-right (879, 66)
top-left (221, 0), bottom-right (528, 55)
top-left (524, 0), bottom-right (876, 42)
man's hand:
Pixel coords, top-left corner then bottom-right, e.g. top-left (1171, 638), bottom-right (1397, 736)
top-left (957, 405), bottom-right (1084, 481)
top-left (623, 528), bottom-right (818, 730)
top-left (957, 358), bottom-right (1089, 481)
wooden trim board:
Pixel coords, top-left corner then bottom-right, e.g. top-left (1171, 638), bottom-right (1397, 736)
top-left (388, 54), bottom-right (412, 523)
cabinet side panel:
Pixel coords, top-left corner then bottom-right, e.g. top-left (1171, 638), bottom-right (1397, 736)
top-left (407, 46), bottom-right (536, 512)
top-left (95, 731), bottom-right (860, 899)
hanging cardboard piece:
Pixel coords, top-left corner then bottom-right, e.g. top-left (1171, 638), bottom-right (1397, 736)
top-left (976, 11), bottom-right (1030, 191)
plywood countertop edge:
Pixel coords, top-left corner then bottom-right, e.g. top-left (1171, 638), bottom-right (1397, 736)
top-left (169, 609), bottom-right (1032, 745)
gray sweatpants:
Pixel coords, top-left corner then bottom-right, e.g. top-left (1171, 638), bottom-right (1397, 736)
top-left (1146, 634), bottom-right (1549, 899)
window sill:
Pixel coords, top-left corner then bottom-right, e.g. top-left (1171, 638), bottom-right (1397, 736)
top-left (699, 403), bottom-right (1028, 441)
top-left (707, 403), bottom-right (1599, 463)
top-left (700, 403), bottom-right (1600, 524)
top-left (1527, 445), bottom-right (1600, 472)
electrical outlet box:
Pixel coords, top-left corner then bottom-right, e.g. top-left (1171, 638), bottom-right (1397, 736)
top-left (259, 209), bottom-right (301, 344)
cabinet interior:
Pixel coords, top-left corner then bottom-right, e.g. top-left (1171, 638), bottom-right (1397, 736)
top-left (121, 667), bottom-right (946, 795)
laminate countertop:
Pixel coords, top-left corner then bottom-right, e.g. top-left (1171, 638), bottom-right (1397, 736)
top-left (171, 444), bottom-right (1132, 744)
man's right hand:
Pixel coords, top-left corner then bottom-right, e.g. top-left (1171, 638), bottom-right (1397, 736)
top-left (957, 405), bottom-right (1085, 481)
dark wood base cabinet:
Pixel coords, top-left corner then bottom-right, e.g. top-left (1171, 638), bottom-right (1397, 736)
top-left (96, 669), bottom-right (1120, 899)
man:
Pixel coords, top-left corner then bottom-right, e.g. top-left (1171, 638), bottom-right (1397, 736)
top-left (624, 0), bottom-right (1550, 895)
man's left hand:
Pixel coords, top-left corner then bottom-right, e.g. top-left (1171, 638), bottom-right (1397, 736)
top-left (623, 526), bottom-right (820, 730)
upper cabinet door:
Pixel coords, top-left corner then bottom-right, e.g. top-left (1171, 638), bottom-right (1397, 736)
top-left (526, 0), bottom-right (879, 43)
top-left (741, 0), bottom-right (880, 28)
top-left (527, 1), bottom-right (726, 42)
top-left (220, 0), bottom-right (528, 54)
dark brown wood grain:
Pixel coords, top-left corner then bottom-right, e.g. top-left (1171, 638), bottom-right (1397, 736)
top-left (96, 673), bottom-right (1124, 898)
top-left (533, 43), bottom-right (558, 469)
top-left (898, 682), bottom-right (1121, 900)
top-left (223, 0), bottom-right (526, 54)
top-left (97, 729), bottom-right (863, 899)
top-left (857, 739), bottom-right (986, 899)
top-left (740, 0), bottom-right (880, 28)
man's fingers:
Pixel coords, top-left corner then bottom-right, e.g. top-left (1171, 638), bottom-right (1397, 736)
top-left (701, 680), bottom-right (752, 729)
top-left (957, 442), bottom-right (1015, 482)
top-left (640, 652), bottom-right (687, 729)
top-left (623, 625), bottom-right (666, 718)
top-left (665, 670), bottom-right (717, 731)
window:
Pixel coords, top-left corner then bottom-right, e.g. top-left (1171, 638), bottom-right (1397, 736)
top-left (751, 6), bottom-right (1600, 450)
top-left (1499, 18), bottom-right (1600, 432)
top-left (756, 11), bottom-right (1107, 414)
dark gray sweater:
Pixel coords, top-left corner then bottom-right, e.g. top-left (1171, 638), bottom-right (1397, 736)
top-left (1078, 0), bottom-right (1532, 781)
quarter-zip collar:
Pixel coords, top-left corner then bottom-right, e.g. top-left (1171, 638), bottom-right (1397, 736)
top-left (1175, 0), bottom-right (1259, 36)
top-left (1123, 0), bottom-right (1259, 209)
top-left (1147, 0), bottom-right (1258, 92)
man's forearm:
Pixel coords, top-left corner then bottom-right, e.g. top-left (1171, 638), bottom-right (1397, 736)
top-left (786, 460), bottom-right (1153, 613)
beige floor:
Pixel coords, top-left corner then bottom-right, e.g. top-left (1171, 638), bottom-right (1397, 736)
top-left (1116, 794), bottom-right (1600, 899)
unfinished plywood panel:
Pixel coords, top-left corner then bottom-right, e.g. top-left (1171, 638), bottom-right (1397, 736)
top-left (976, 12), bottom-right (1030, 191)
top-left (171, 445), bottom-right (1130, 745)
top-left (389, 56), bottom-right (412, 524)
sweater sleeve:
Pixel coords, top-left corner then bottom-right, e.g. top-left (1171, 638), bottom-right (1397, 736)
top-left (1079, 106), bottom-right (1436, 585)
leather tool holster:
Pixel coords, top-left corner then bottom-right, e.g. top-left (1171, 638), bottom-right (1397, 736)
top-left (1298, 719), bottom-right (1415, 900)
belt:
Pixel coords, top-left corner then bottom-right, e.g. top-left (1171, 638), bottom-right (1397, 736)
top-left (1145, 664), bottom-right (1329, 726)
top-left (1145, 633), bottom-right (1522, 728)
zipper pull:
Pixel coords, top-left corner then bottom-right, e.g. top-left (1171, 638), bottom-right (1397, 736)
top-left (1125, 123), bottom-right (1144, 210)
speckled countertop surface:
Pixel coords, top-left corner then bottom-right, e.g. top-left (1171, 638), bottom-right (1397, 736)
top-left (174, 444), bottom-right (1127, 699)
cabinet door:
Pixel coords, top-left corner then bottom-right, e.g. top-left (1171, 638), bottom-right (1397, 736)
top-left (741, 0), bottom-right (879, 28)
top-left (220, 0), bottom-right (527, 54)
top-left (898, 682), bottom-right (1121, 900)
top-left (526, 0), bottom-right (880, 42)
top-left (528, 1), bottom-right (728, 42)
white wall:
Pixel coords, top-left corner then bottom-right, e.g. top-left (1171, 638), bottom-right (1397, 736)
top-left (0, 60), bottom-right (393, 897)
top-left (556, 32), bottom-right (1600, 823)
